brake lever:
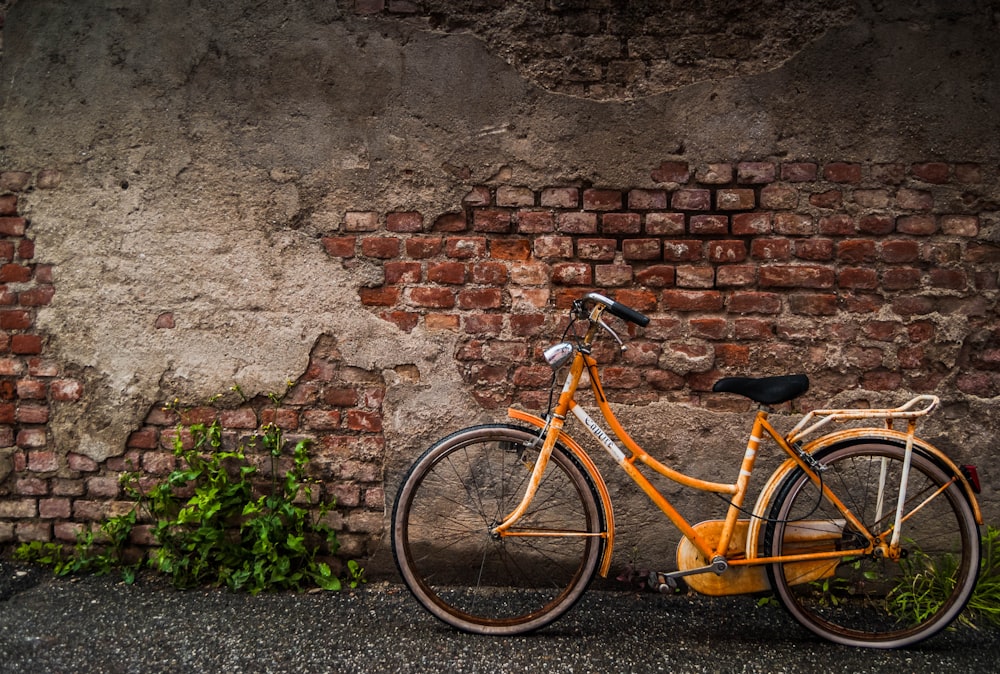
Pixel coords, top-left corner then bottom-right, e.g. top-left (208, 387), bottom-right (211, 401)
top-left (598, 319), bottom-right (627, 352)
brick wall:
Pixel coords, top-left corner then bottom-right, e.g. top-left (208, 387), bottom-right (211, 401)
top-left (328, 159), bottom-right (996, 414)
top-left (1, 158), bottom-right (997, 559)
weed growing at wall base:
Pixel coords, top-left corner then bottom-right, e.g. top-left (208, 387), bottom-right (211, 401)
top-left (16, 384), bottom-right (365, 594)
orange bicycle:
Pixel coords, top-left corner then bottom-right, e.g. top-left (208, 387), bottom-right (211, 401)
top-left (391, 292), bottom-right (983, 648)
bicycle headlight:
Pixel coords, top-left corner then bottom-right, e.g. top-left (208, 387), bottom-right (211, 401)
top-left (543, 342), bottom-right (574, 369)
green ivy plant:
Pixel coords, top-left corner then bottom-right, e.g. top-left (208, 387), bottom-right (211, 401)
top-left (17, 384), bottom-right (364, 594)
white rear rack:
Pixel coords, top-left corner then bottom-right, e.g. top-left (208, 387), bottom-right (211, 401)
top-left (787, 395), bottom-right (939, 444)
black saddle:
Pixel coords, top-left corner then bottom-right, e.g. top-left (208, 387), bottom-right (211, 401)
top-left (712, 374), bottom-right (809, 406)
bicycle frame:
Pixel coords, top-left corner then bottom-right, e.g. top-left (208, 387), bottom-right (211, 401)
top-left (494, 299), bottom-right (982, 588)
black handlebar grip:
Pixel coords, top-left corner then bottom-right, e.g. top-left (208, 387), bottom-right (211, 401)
top-left (607, 301), bottom-right (650, 327)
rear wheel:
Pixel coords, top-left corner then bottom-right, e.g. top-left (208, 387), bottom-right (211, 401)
top-left (765, 442), bottom-right (980, 648)
top-left (392, 424), bottom-right (605, 635)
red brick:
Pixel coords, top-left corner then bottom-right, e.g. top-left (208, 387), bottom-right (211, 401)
top-left (303, 410), bottom-right (342, 430)
top-left (0, 195), bottom-right (16, 216)
top-left (882, 268), bottom-right (922, 290)
top-left (929, 269), bottom-right (968, 290)
top-left (614, 289), bottom-right (658, 312)
top-left (896, 215), bottom-right (938, 235)
top-left (760, 184), bottom-right (797, 209)
top-left (837, 268), bottom-right (879, 290)
top-left (50, 379), bottom-right (83, 401)
top-left (0, 241), bottom-right (14, 264)
top-left (837, 240), bottom-right (876, 263)
top-left (671, 189), bottom-right (711, 211)
top-left (676, 266), bottom-right (714, 288)
top-left (17, 240), bottom-right (34, 260)
top-left (910, 162), bottom-right (949, 184)
top-left (645, 212), bottom-right (685, 235)
top-left (360, 236), bottom-right (400, 259)
top-left (463, 313), bottom-right (502, 335)
top-left (661, 290), bottom-right (723, 312)
top-left (879, 239), bottom-right (919, 263)
top-left (16, 404), bottom-right (49, 424)
top-left (896, 189), bottom-right (933, 211)
top-left (940, 215), bottom-right (978, 237)
top-left (622, 239), bottom-right (661, 260)
top-left (10, 335), bottom-right (43, 356)
top-left (576, 238), bottom-right (617, 261)
top-left (696, 163), bottom-right (732, 184)
top-left (386, 211), bottom-right (423, 232)
top-left (819, 214), bottom-right (854, 235)
top-left (409, 287), bottom-right (455, 308)
top-left (445, 237), bottom-right (487, 259)
top-left (384, 261), bottom-right (422, 284)
top-left (533, 236), bottom-right (574, 259)
top-left (556, 212), bottom-right (598, 234)
top-left (781, 162), bottom-right (818, 182)
top-left (0, 264), bottom-right (31, 283)
top-left (427, 262), bottom-right (466, 284)
top-left (496, 186), bottom-right (535, 207)
top-left (471, 261), bottom-right (508, 285)
top-left (509, 314), bottom-right (546, 336)
top-left (750, 238), bottom-right (792, 260)
top-left (716, 189), bottom-right (755, 210)
top-left (690, 318), bottom-right (728, 340)
top-left (689, 215), bottom-right (728, 235)
top-left (635, 265), bottom-right (675, 287)
top-left (773, 213), bottom-right (815, 236)
top-left (583, 189), bottom-right (622, 210)
top-left (789, 293), bottom-right (838, 315)
top-left (540, 187), bottom-right (579, 208)
top-left (473, 210), bottom-right (512, 233)
top-left (731, 212), bottom-right (771, 236)
top-left (737, 162), bottom-right (776, 184)
top-left (359, 286), bottom-right (399, 307)
top-left (424, 313), bottom-right (458, 331)
top-left (0, 217), bottom-right (26, 237)
top-left (344, 211), bottom-right (379, 232)
top-left (715, 265), bottom-right (756, 287)
top-left (809, 189), bottom-right (842, 209)
top-left (432, 212), bottom-right (467, 232)
top-left (551, 263), bottom-right (592, 286)
top-left (516, 210), bottom-right (555, 234)
top-left (628, 189), bottom-right (668, 210)
top-left (39, 498), bottom-right (71, 519)
top-left (601, 212), bottom-right (641, 234)
top-left (728, 291), bottom-right (781, 314)
top-left (16, 379), bottom-right (46, 400)
top-left (707, 241), bottom-right (747, 263)
top-left (853, 189), bottom-right (891, 208)
top-left (0, 310), bottom-right (31, 330)
top-left (510, 262), bottom-right (550, 285)
top-left (489, 239), bottom-right (531, 260)
top-left (17, 285), bottom-right (55, 307)
top-left (858, 214), bottom-right (894, 235)
top-left (322, 236), bottom-right (355, 258)
top-left (823, 162), bottom-right (862, 183)
top-left (462, 186), bottom-right (491, 207)
top-left (794, 239), bottom-right (834, 261)
top-left (734, 318), bottom-right (774, 340)
top-left (759, 265), bottom-right (835, 289)
top-left (651, 161), bottom-right (690, 184)
top-left (595, 264), bottom-right (633, 287)
top-left (27, 449), bottom-right (57, 469)
top-left (662, 240), bottom-right (703, 262)
top-left (458, 288), bottom-right (503, 309)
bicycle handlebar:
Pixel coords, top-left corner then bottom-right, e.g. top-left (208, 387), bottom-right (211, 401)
top-left (583, 293), bottom-right (651, 328)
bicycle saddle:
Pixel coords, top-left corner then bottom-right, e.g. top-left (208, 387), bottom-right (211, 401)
top-left (712, 374), bottom-right (809, 405)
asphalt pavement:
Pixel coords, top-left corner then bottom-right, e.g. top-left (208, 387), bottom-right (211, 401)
top-left (1, 558), bottom-right (998, 673)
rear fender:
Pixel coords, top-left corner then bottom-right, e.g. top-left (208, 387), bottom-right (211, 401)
top-left (508, 408), bottom-right (616, 578)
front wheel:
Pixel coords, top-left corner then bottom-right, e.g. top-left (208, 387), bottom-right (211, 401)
top-left (391, 424), bottom-right (606, 635)
top-left (765, 441), bottom-right (980, 648)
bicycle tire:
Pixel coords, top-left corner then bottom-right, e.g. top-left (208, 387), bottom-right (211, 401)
top-left (391, 424), bottom-right (605, 635)
top-left (764, 441), bottom-right (980, 648)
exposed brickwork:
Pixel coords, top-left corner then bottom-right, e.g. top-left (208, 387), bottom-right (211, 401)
top-left (330, 160), bottom-right (997, 411)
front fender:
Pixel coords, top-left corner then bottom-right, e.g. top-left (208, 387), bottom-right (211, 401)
top-left (746, 429), bottom-right (983, 559)
top-left (507, 408), bottom-right (616, 578)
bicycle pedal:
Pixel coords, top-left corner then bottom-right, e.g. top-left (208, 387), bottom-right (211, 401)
top-left (647, 571), bottom-right (688, 595)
